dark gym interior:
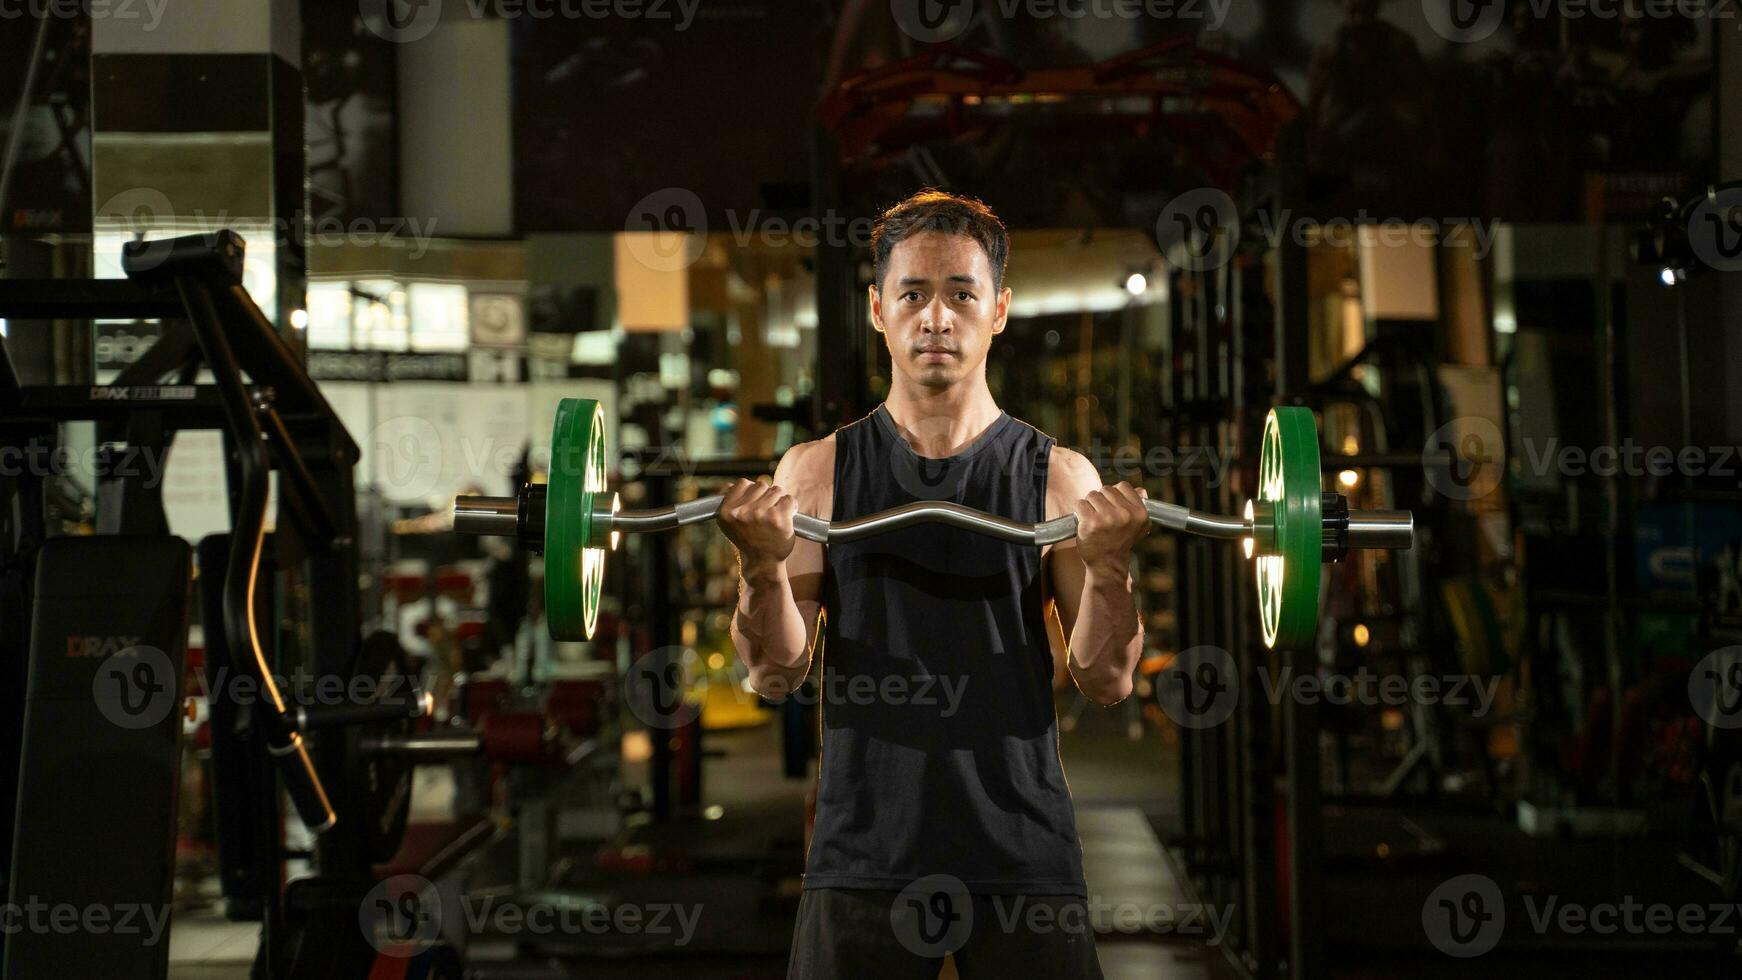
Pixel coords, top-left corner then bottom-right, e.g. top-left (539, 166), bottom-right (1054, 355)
top-left (1, 2), bottom-right (1741, 978)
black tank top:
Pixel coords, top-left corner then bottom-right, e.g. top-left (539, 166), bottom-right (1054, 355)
top-left (804, 403), bottom-right (1087, 897)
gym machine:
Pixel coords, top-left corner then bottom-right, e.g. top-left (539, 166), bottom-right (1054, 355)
top-left (0, 232), bottom-right (497, 979)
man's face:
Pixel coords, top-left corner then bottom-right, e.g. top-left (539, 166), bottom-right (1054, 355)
top-left (870, 231), bottom-right (1011, 391)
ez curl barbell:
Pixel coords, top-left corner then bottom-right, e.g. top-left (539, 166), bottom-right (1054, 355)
top-left (453, 399), bottom-right (1412, 649)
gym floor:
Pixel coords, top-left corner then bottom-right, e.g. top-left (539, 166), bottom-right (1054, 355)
top-left (166, 696), bottom-right (1226, 980)
top-left (161, 689), bottom-right (1720, 979)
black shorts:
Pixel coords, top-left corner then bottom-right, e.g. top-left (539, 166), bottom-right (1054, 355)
top-left (786, 887), bottom-right (1104, 980)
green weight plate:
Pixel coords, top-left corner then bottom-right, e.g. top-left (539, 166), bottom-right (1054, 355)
top-left (546, 398), bottom-right (608, 640)
top-left (1255, 406), bottom-right (1322, 650)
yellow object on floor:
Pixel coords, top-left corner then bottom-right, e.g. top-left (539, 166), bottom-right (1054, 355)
top-left (700, 677), bottom-right (772, 731)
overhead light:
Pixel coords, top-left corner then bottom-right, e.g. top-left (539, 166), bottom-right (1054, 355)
top-left (1124, 272), bottom-right (1147, 296)
top-left (1660, 266), bottom-right (1682, 287)
top-left (289, 308), bottom-right (308, 330)
top-left (1338, 469), bottom-right (1359, 488)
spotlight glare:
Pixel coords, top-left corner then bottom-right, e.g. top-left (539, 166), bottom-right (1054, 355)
top-left (1125, 273), bottom-right (1147, 296)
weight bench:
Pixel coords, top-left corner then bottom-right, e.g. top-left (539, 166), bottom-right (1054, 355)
top-left (5, 535), bottom-right (190, 980)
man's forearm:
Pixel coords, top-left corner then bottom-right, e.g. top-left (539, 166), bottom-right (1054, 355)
top-left (731, 557), bottom-right (811, 697)
top-left (1067, 561), bottom-right (1143, 705)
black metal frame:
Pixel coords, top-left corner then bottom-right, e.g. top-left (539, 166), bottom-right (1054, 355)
top-left (1164, 118), bottom-right (1326, 980)
top-left (0, 231), bottom-right (396, 979)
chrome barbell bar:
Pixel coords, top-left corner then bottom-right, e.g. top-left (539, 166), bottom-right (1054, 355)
top-left (454, 491), bottom-right (1413, 554)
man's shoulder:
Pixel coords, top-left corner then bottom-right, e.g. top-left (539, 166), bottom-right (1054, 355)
top-left (775, 434), bottom-right (837, 484)
top-left (1047, 444), bottom-right (1099, 491)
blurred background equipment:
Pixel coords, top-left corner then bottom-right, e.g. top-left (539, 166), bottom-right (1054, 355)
top-left (0, 1), bottom-right (1738, 978)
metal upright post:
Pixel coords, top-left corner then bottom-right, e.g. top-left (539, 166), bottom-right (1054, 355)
top-left (810, 125), bottom-right (872, 431)
top-left (647, 470), bottom-right (675, 821)
top-left (1272, 119), bottom-right (1323, 980)
top-left (1233, 250), bottom-right (1277, 977)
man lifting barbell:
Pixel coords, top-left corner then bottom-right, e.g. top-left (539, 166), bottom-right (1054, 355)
top-left (725, 191), bottom-right (1132, 978)
top-left (451, 192), bottom-right (1411, 979)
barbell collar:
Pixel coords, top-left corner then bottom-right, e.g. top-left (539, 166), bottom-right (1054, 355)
top-left (1346, 510), bottom-right (1414, 550)
top-left (455, 495), bottom-right (519, 536)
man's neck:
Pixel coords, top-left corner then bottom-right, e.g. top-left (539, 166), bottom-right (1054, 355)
top-left (881, 376), bottom-right (1003, 459)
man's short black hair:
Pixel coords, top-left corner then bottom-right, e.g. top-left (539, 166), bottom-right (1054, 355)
top-left (870, 190), bottom-right (1009, 292)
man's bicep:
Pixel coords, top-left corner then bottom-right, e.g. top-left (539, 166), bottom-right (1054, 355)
top-left (1044, 447), bottom-right (1098, 639)
top-left (771, 444), bottom-right (828, 650)
top-left (787, 536), bottom-right (826, 649)
top-left (1048, 540), bottom-right (1088, 640)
